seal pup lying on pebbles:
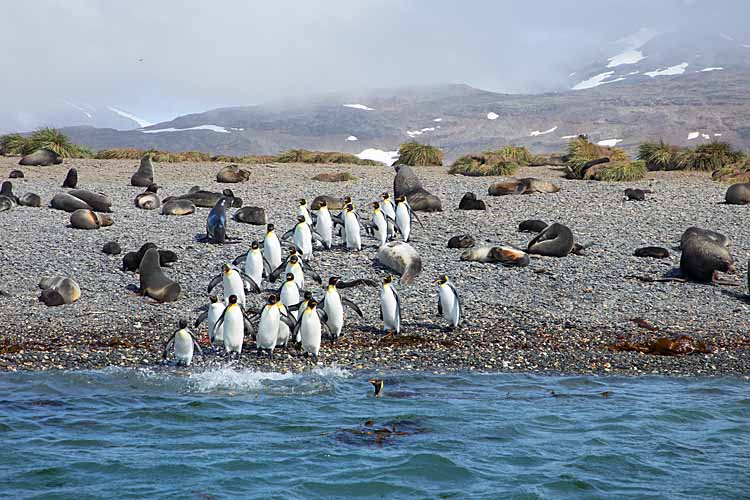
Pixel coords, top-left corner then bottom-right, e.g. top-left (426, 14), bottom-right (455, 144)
top-left (138, 248), bottom-right (181, 302)
top-left (527, 223), bottom-right (575, 257)
top-left (634, 247), bottom-right (670, 259)
top-left (518, 220), bottom-right (548, 233)
top-left (447, 235), bottom-right (475, 248)
top-left (38, 277), bottom-right (80, 306)
top-left (131, 154), bottom-right (155, 187)
top-left (8, 170), bottom-right (24, 178)
top-left (460, 246), bottom-right (530, 267)
top-left (164, 187), bottom-right (242, 209)
top-left (70, 209), bottom-right (113, 230)
top-left (724, 183), bottom-right (750, 205)
top-left (624, 188), bottom-right (649, 201)
top-left (0, 195), bottom-right (16, 212)
top-left (161, 199), bottom-right (195, 216)
top-left (458, 192), bottom-right (486, 210)
top-left (488, 178), bottom-right (559, 196)
top-left (102, 241), bottom-right (122, 255)
top-left (122, 243), bottom-right (178, 271)
top-left (19, 193), bottom-right (42, 207)
top-left (233, 206), bottom-right (267, 225)
top-left (377, 241), bottom-right (422, 285)
top-left (134, 184), bottom-right (160, 210)
top-left (216, 164), bottom-right (250, 183)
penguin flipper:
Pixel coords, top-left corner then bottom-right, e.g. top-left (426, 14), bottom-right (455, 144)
top-left (437, 296), bottom-right (443, 316)
top-left (214, 308), bottom-right (229, 333)
top-left (269, 263), bottom-right (286, 282)
top-left (207, 274), bottom-right (222, 293)
top-left (232, 253), bottom-right (247, 266)
top-left (305, 265), bottom-right (322, 284)
top-left (280, 306), bottom-right (296, 330)
top-left (447, 282), bottom-right (461, 308)
top-left (281, 229), bottom-right (294, 241)
top-left (337, 278), bottom-right (378, 289)
top-left (410, 206), bottom-right (425, 228)
top-left (341, 297), bottom-right (364, 318)
top-left (189, 331), bottom-right (204, 356)
top-left (239, 271), bottom-right (261, 293)
top-left (262, 256), bottom-right (272, 277)
top-left (194, 310), bottom-right (208, 328)
top-left (162, 333), bottom-right (176, 360)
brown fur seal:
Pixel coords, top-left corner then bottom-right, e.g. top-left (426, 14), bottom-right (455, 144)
top-left (447, 235), bottom-right (475, 248)
top-left (69, 209), bottom-right (113, 230)
top-left (518, 220), bottom-right (548, 233)
top-left (458, 192), bottom-right (486, 210)
top-left (680, 229), bottom-right (734, 282)
top-left (0, 181), bottom-right (18, 204)
top-left (164, 188), bottom-right (242, 208)
top-left (161, 199), bottom-right (195, 216)
top-left (50, 192), bottom-right (92, 212)
top-left (311, 195), bottom-right (342, 210)
top-left (62, 168), bottom-right (78, 188)
top-left (488, 178), bottom-right (560, 196)
top-left (527, 223), bottom-right (575, 257)
top-left (377, 241), bottom-right (422, 285)
top-left (679, 227), bottom-right (730, 249)
top-left (38, 277), bottom-right (81, 306)
top-left (19, 193), bottom-right (42, 207)
top-left (19, 148), bottom-right (62, 166)
top-left (624, 188), bottom-right (648, 201)
top-left (634, 247), bottom-right (670, 259)
top-left (122, 243), bottom-right (178, 271)
top-left (131, 154), bottom-right (155, 187)
top-left (135, 184), bottom-right (160, 210)
top-left (724, 183), bottom-right (750, 205)
top-left (233, 206), bottom-right (267, 225)
top-left (139, 248), bottom-right (181, 302)
top-left (0, 195), bottom-right (15, 212)
top-left (460, 246), bottom-right (530, 267)
top-left (102, 241), bottom-right (122, 255)
top-left (393, 164), bottom-right (442, 212)
top-left (68, 189), bottom-right (112, 213)
top-left (9, 170), bottom-right (24, 179)
top-left (216, 164), bottom-right (250, 183)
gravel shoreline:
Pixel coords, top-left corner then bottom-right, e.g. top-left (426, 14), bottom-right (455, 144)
top-left (1, 158), bottom-right (749, 377)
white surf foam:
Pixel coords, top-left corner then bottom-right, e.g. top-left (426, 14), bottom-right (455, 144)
top-left (189, 367), bottom-right (294, 392)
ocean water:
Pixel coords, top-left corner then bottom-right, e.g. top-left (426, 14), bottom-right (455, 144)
top-left (1, 368), bottom-right (748, 499)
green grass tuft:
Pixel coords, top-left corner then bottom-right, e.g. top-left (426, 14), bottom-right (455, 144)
top-left (488, 146), bottom-right (533, 165)
top-left (0, 134), bottom-right (31, 155)
top-left (448, 153), bottom-right (520, 176)
top-left (397, 141), bottom-right (444, 166)
top-left (676, 141), bottom-right (744, 171)
top-left (593, 160), bottom-right (648, 181)
top-left (564, 136), bottom-right (630, 179)
top-left (274, 149), bottom-right (378, 165)
top-left (637, 141), bottom-right (681, 170)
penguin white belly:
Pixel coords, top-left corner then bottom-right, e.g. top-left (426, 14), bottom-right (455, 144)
top-left (345, 213), bottom-right (361, 250)
top-left (295, 226), bottom-right (313, 259)
top-left (439, 286), bottom-right (460, 327)
top-left (373, 213), bottom-right (388, 246)
top-left (277, 322), bottom-right (291, 346)
top-left (382, 203), bottom-right (396, 237)
top-left (396, 205), bottom-right (411, 242)
top-left (223, 308), bottom-right (245, 354)
top-left (174, 330), bottom-right (194, 365)
top-left (316, 212), bottom-right (333, 248)
top-left (257, 308), bottom-right (280, 350)
top-left (208, 302), bottom-right (225, 344)
top-left (264, 237), bottom-right (282, 270)
top-left (244, 252), bottom-right (264, 288)
top-left (324, 291), bottom-right (344, 338)
top-left (380, 288), bottom-right (400, 333)
top-left (300, 311), bottom-right (322, 356)
top-left (281, 285), bottom-right (300, 313)
top-left (224, 272), bottom-right (246, 308)
top-left (289, 265), bottom-right (305, 289)
top-left (298, 206), bottom-right (312, 225)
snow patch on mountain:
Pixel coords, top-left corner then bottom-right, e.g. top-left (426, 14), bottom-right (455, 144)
top-left (65, 101), bottom-right (93, 119)
top-left (530, 126), bottom-right (558, 137)
top-left (572, 71), bottom-right (626, 90)
top-left (607, 49), bottom-right (645, 68)
top-left (597, 139), bottom-right (622, 147)
top-left (357, 148), bottom-right (398, 165)
top-left (687, 132), bottom-right (700, 140)
top-left (644, 63), bottom-right (688, 78)
top-left (346, 135), bottom-right (358, 141)
top-left (699, 67), bottom-right (724, 72)
top-left (141, 124), bottom-right (230, 134)
top-left (343, 104), bottom-right (375, 111)
top-left (108, 106), bottom-right (153, 128)
top-left (487, 112), bottom-right (499, 120)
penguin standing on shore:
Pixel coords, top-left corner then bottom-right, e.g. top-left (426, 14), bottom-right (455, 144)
top-left (163, 319), bottom-right (203, 366)
top-left (368, 201), bottom-right (390, 246)
top-left (254, 294), bottom-right (295, 358)
top-left (278, 273), bottom-right (301, 348)
top-left (194, 295), bottom-right (226, 346)
top-left (319, 277), bottom-right (374, 341)
top-left (232, 240), bottom-right (266, 290)
top-left (269, 253), bottom-right (321, 288)
top-left (297, 198), bottom-right (312, 225)
top-left (395, 196), bottom-right (423, 242)
top-left (434, 275), bottom-right (460, 328)
top-left (313, 200), bottom-right (333, 249)
top-left (283, 215), bottom-right (318, 260)
top-left (262, 224), bottom-right (282, 271)
top-left (343, 203), bottom-right (362, 251)
top-left (379, 275), bottom-right (401, 335)
top-left (380, 192), bottom-right (396, 238)
top-left (207, 263), bottom-right (260, 308)
top-left (214, 295), bottom-right (250, 355)
top-left (293, 298), bottom-right (331, 360)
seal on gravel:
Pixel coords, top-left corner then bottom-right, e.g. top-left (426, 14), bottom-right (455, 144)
top-left (68, 189), bottom-right (112, 212)
top-left (724, 183), bottom-right (750, 205)
top-left (518, 219), bottom-right (548, 233)
top-left (634, 246), bottom-right (670, 258)
top-left (216, 164), bottom-right (250, 183)
top-left (9, 170), bottom-right (24, 179)
top-left (50, 192), bottom-right (91, 212)
top-left (624, 188), bottom-right (648, 201)
top-left (679, 228), bottom-right (734, 282)
top-left (102, 241), bottom-right (122, 255)
top-left (1, 181), bottom-right (19, 204)
top-left (134, 184), bottom-right (160, 210)
top-left (131, 154), bottom-right (155, 187)
top-left (38, 277), bottom-right (81, 306)
top-left (311, 195), bottom-right (342, 211)
top-left (161, 199), bottom-right (195, 216)
top-left (488, 178), bottom-right (560, 196)
top-left (377, 241), bottom-right (422, 285)
top-left (679, 227), bottom-right (730, 250)
top-left (447, 235), bottom-right (475, 248)
top-left (164, 187), bottom-right (242, 209)
top-left (70, 209), bottom-right (113, 230)
top-left (0, 195), bottom-right (15, 212)
top-left (19, 193), bottom-right (42, 207)
top-left (460, 246), bottom-right (530, 267)
top-left (458, 192), bottom-right (486, 210)
top-left (138, 248), bottom-right (181, 302)
top-left (62, 168), bottom-right (78, 189)
top-left (19, 149), bottom-right (62, 166)
top-left (527, 223), bottom-right (575, 257)
top-left (233, 206), bottom-right (267, 225)
top-left (393, 164), bottom-right (442, 212)
top-left (122, 243), bottom-right (178, 271)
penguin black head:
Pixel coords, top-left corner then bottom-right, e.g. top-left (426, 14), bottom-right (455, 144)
top-left (251, 240), bottom-right (260, 250)
top-left (289, 255), bottom-right (299, 264)
top-left (178, 319), bottom-right (188, 329)
top-left (328, 276), bottom-right (340, 287)
top-left (435, 275), bottom-right (449, 285)
top-left (396, 196), bottom-right (406, 203)
top-left (285, 272), bottom-right (295, 282)
top-left (267, 294), bottom-right (278, 304)
top-left (223, 189), bottom-right (235, 197)
top-left (228, 294), bottom-right (238, 304)
top-left (146, 183), bottom-right (159, 193)
top-left (303, 291), bottom-right (313, 300)
top-left (368, 378), bottom-right (384, 397)
top-left (288, 247), bottom-right (298, 255)
top-left (297, 215), bottom-right (306, 223)
top-left (383, 275), bottom-right (393, 285)
top-left (318, 200), bottom-right (327, 208)
top-left (298, 198), bottom-right (307, 206)
top-left (344, 203), bottom-right (354, 212)
top-left (371, 201), bottom-right (380, 210)
top-left (381, 192), bottom-right (390, 200)
top-left (308, 298), bottom-right (318, 309)
top-left (222, 263), bottom-right (231, 273)
top-left (342, 195), bottom-right (352, 204)
top-left (209, 295), bottom-right (218, 303)
top-left (267, 223), bottom-right (275, 232)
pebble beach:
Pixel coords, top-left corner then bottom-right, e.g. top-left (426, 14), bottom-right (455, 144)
top-left (1, 157), bottom-right (749, 376)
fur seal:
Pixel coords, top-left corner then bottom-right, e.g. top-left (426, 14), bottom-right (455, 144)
top-left (102, 241), bottom-right (122, 255)
top-left (0, 195), bottom-right (15, 212)
top-left (634, 246), bottom-right (670, 258)
top-left (38, 277), bottom-right (80, 306)
top-left (393, 164), bottom-right (442, 212)
top-left (680, 228), bottom-right (734, 282)
top-left (1, 181), bottom-right (19, 204)
top-left (161, 199), bottom-right (195, 216)
top-left (624, 188), bottom-right (648, 201)
top-left (163, 188), bottom-right (242, 208)
top-left (311, 195), bottom-right (343, 210)
top-left (679, 227), bottom-right (730, 249)
top-left (62, 168), bottom-right (78, 188)
top-left (488, 178), bottom-right (560, 196)
top-left (122, 243), bottom-right (178, 271)
top-left (233, 206), bottom-right (267, 225)
top-left (9, 170), bottom-right (24, 179)
top-left (447, 235), bottom-right (475, 248)
top-left (458, 192), bottom-right (486, 210)
top-left (134, 184), bottom-right (160, 210)
top-left (377, 241), bottom-right (423, 285)
top-left (216, 164), bottom-right (250, 183)
top-left (724, 183), bottom-right (750, 205)
top-left (50, 192), bottom-right (92, 212)
top-left (527, 223), bottom-right (575, 257)
top-left (70, 209), bottom-right (113, 230)
top-left (138, 248), bottom-right (181, 302)
top-left (131, 154), bottom-right (155, 187)
top-left (19, 193), bottom-right (42, 207)
top-left (68, 189), bottom-right (112, 213)
top-left (19, 148), bottom-right (62, 166)
top-left (518, 219), bottom-right (548, 233)
top-left (460, 246), bottom-right (530, 267)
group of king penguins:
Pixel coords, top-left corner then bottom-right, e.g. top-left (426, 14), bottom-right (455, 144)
top-left (163, 192), bottom-right (461, 367)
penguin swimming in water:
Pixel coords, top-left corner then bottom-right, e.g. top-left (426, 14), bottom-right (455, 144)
top-left (207, 263), bottom-right (261, 308)
top-left (297, 198), bottom-right (312, 225)
top-left (434, 275), bottom-right (460, 328)
top-left (162, 319), bottom-right (203, 366)
top-left (343, 203), bottom-right (362, 250)
top-left (252, 294), bottom-right (295, 358)
top-left (269, 252), bottom-right (321, 288)
top-left (194, 295), bottom-right (226, 346)
top-left (313, 199), bottom-right (333, 249)
top-left (319, 276), bottom-right (375, 341)
top-left (394, 196), bottom-right (423, 242)
top-left (214, 295), bottom-right (252, 355)
top-left (232, 240), bottom-right (268, 290)
top-left (282, 215), bottom-right (319, 260)
top-left (292, 298), bottom-right (331, 360)
top-left (379, 275), bottom-right (401, 335)
top-left (262, 223), bottom-right (282, 271)
top-left (369, 378), bottom-right (384, 397)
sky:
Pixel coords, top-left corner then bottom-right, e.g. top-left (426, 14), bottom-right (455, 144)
top-left (0, 0), bottom-right (747, 129)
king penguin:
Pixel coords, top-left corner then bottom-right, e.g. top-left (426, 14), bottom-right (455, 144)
top-left (163, 319), bottom-right (203, 366)
top-left (379, 275), bottom-right (401, 335)
top-left (434, 275), bottom-right (460, 328)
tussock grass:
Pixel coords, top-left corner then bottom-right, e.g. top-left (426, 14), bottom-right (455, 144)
top-left (1, 128), bottom-right (93, 158)
top-left (274, 149), bottom-right (379, 165)
top-left (564, 136), bottom-right (629, 179)
top-left (397, 141), bottom-right (443, 166)
top-left (488, 146), bottom-right (533, 165)
top-left (712, 157), bottom-right (750, 183)
top-left (448, 153), bottom-right (520, 176)
top-left (676, 141), bottom-right (744, 171)
top-left (593, 160), bottom-right (648, 181)
top-left (0, 134), bottom-right (30, 155)
top-left (637, 141), bottom-right (682, 170)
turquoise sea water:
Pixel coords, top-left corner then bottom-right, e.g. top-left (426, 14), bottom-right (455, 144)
top-left (1, 368), bottom-right (748, 499)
